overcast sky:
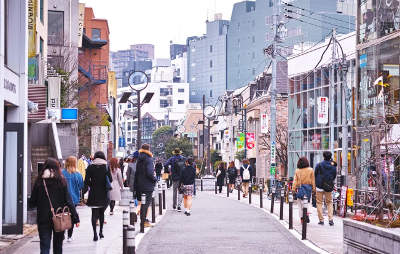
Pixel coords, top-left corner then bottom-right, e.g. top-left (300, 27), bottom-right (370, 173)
top-left (80, 0), bottom-right (242, 58)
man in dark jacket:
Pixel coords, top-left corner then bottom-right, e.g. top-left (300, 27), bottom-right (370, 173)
top-left (164, 148), bottom-right (185, 211)
top-left (134, 144), bottom-right (157, 227)
top-left (126, 151), bottom-right (138, 194)
top-left (315, 151), bottom-right (337, 226)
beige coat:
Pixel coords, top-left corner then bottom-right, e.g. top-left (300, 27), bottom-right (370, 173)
top-left (292, 167), bottom-right (316, 192)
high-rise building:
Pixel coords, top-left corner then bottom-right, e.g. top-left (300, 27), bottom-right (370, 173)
top-left (187, 15), bottom-right (229, 105)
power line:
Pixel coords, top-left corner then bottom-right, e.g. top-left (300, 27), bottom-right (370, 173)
top-left (285, 14), bottom-right (348, 34)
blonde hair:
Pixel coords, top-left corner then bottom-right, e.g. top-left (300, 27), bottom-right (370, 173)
top-left (65, 156), bottom-right (77, 173)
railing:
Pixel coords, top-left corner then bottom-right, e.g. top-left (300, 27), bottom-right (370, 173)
top-left (78, 57), bottom-right (108, 84)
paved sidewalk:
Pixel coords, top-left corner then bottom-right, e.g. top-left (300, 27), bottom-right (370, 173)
top-left (137, 191), bottom-right (318, 254)
top-left (213, 188), bottom-right (343, 254)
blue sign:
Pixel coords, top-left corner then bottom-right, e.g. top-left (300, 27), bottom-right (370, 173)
top-left (360, 54), bottom-right (367, 68)
top-left (61, 108), bottom-right (78, 120)
top-left (119, 137), bottom-right (126, 147)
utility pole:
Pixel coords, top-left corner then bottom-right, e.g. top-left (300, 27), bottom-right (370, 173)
top-left (202, 94), bottom-right (205, 160)
top-left (207, 118), bottom-right (211, 175)
top-left (341, 54), bottom-right (349, 184)
top-left (136, 91), bottom-right (141, 150)
top-left (329, 30), bottom-right (336, 159)
top-left (269, 0), bottom-right (280, 187)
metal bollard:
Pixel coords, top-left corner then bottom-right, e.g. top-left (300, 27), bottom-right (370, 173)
top-left (201, 178), bottom-right (203, 191)
top-left (162, 183), bottom-right (166, 210)
top-left (123, 210), bottom-right (129, 254)
top-left (151, 196), bottom-right (156, 223)
top-left (249, 185), bottom-right (252, 204)
top-left (158, 191), bottom-right (162, 215)
top-left (140, 194), bottom-right (146, 233)
top-left (280, 190), bottom-right (284, 220)
top-left (129, 201), bottom-right (137, 226)
top-left (227, 184), bottom-right (230, 197)
top-left (288, 191), bottom-right (293, 230)
top-left (238, 185), bottom-right (241, 200)
top-left (302, 198), bottom-right (308, 240)
top-left (215, 181), bottom-right (217, 194)
top-left (270, 187), bottom-right (275, 214)
top-left (126, 225), bottom-right (135, 254)
top-left (259, 184), bottom-right (263, 208)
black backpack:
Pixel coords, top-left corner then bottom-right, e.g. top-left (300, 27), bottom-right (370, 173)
top-left (173, 157), bottom-right (185, 177)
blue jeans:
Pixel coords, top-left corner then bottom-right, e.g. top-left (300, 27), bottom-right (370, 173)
top-left (38, 224), bottom-right (64, 254)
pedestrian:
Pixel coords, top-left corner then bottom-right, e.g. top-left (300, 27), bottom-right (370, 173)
top-left (227, 161), bottom-right (237, 193)
top-left (315, 151), bottom-right (337, 226)
top-left (165, 148), bottom-right (185, 211)
top-left (134, 144), bottom-right (157, 228)
top-left (292, 157), bottom-right (316, 223)
top-left (155, 159), bottom-right (163, 182)
top-left (216, 162), bottom-right (226, 193)
top-left (83, 151), bottom-right (112, 241)
top-left (62, 156), bottom-right (84, 242)
top-left (109, 158), bottom-right (124, 215)
top-left (240, 159), bottom-right (253, 198)
top-left (180, 157), bottom-right (196, 216)
top-left (29, 158), bottom-right (80, 254)
top-left (126, 152), bottom-right (138, 199)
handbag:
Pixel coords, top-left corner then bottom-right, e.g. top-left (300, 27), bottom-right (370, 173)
top-left (322, 180), bottom-right (334, 192)
top-left (43, 180), bottom-right (72, 232)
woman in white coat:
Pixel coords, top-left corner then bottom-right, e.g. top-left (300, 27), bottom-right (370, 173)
top-left (109, 157), bottom-right (124, 215)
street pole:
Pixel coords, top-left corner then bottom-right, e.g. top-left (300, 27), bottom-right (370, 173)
top-left (269, 0), bottom-right (280, 188)
top-left (244, 105), bottom-right (247, 159)
top-left (207, 118), bottom-right (211, 175)
top-left (341, 58), bottom-right (349, 184)
top-left (202, 95), bottom-right (205, 161)
top-left (137, 91), bottom-right (141, 150)
top-left (329, 29), bottom-right (336, 156)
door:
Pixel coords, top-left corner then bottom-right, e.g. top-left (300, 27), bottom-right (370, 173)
top-left (2, 123), bottom-right (23, 234)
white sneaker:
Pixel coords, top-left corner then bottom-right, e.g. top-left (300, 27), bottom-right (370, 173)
top-left (67, 237), bottom-right (72, 242)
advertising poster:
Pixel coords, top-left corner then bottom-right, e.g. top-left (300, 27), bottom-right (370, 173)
top-left (261, 113), bottom-right (269, 134)
top-left (236, 132), bottom-right (245, 150)
top-left (246, 133), bottom-right (255, 149)
top-left (317, 97), bottom-right (328, 125)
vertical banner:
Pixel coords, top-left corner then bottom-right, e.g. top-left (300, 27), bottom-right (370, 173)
top-left (260, 113), bottom-right (269, 134)
top-left (236, 132), bottom-right (245, 150)
top-left (224, 129), bottom-right (230, 143)
top-left (28, 0), bottom-right (37, 81)
top-left (48, 77), bottom-right (61, 108)
top-left (270, 141), bottom-right (276, 176)
top-left (108, 71), bottom-right (117, 98)
top-left (246, 133), bottom-right (255, 149)
top-left (78, 3), bottom-right (85, 47)
top-left (317, 97), bottom-right (329, 125)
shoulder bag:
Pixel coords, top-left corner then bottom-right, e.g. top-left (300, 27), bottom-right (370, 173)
top-left (43, 180), bottom-right (72, 232)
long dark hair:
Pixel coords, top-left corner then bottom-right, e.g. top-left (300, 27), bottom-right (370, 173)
top-left (35, 158), bottom-right (66, 187)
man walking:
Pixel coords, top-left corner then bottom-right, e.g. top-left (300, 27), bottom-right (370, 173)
top-left (315, 151), bottom-right (337, 226)
top-left (135, 144), bottom-right (157, 227)
top-left (165, 148), bottom-right (185, 211)
top-left (126, 152), bottom-right (138, 197)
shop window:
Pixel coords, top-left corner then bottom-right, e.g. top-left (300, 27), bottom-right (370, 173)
top-left (178, 100), bottom-right (184, 104)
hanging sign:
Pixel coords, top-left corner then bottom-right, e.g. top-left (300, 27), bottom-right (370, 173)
top-left (339, 186), bottom-right (348, 218)
top-left (224, 129), bottom-right (230, 143)
top-left (246, 133), bottom-right (255, 149)
top-left (317, 97), bottom-right (328, 125)
top-left (78, 3), bottom-right (85, 47)
top-left (270, 141), bottom-right (276, 165)
top-left (48, 77), bottom-right (61, 108)
top-left (236, 132), bottom-right (245, 150)
top-left (261, 113), bottom-right (269, 134)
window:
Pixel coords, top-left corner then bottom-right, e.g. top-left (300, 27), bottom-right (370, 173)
top-left (178, 100), bottom-right (184, 104)
top-left (48, 11), bottom-right (64, 45)
top-left (209, 75), bottom-right (213, 83)
top-left (237, 39), bottom-right (240, 48)
top-left (210, 60), bottom-right (213, 68)
top-left (92, 28), bottom-right (101, 40)
top-left (127, 122), bottom-right (132, 131)
top-left (160, 99), bottom-right (169, 108)
top-left (40, 0), bottom-right (44, 23)
top-left (210, 90), bottom-right (213, 97)
top-left (252, 35), bottom-right (256, 43)
top-left (252, 52), bottom-right (255, 60)
top-left (40, 37), bottom-right (44, 55)
top-left (237, 22), bottom-right (240, 31)
top-left (160, 88), bottom-right (172, 96)
top-left (128, 103), bottom-right (132, 109)
top-left (210, 45), bottom-right (213, 53)
top-left (178, 88), bottom-right (185, 93)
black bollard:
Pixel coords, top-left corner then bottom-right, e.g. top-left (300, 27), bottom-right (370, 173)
top-left (302, 198), bottom-right (307, 240)
top-left (151, 197), bottom-right (156, 223)
top-left (126, 225), bottom-right (135, 254)
top-left (158, 192), bottom-right (162, 215)
top-left (129, 201), bottom-right (137, 226)
top-left (270, 187), bottom-right (275, 214)
top-left (201, 178), bottom-right (203, 191)
top-left (259, 184), bottom-right (263, 208)
top-left (288, 191), bottom-right (293, 230)
top-left (280, 191), bottom-right (284, 220)
top-left (215, 181), bottom-right (217, 194)
top-left (227, 184), bottom-right (229, 197)
top-left (123, 210), bottom-right (129, 254)
top-left (140, 194), bottom-right (146, 233)
top-left (162, 183), bottom-right (166, 210)
top-left (249, 185), bottom-right (252, 204)
top-left (238, 185), bottom-right (241, 200)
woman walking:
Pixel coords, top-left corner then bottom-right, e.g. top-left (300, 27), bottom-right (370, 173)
top-left (227, 161), bottom-right (237, 193)
top-left (62, 156), bottom-right (83, 242)
top-left (83, 151), bottom-right (112, 241)
top-left (240, 159), bottom-right (253, 198)
top-left (29, 158), bottom-right (80, 254)
top-left (292, 157), bottom-right (316, 223)
top-left (180, 157), bottom-right (196, 216)
top-left (109, 158), bottom-right (124, 215)
top-left (216, 162), bottom-right (226, 193)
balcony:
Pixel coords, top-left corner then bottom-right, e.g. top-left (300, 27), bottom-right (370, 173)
top-left (78, 57), bottom-right (108, 86)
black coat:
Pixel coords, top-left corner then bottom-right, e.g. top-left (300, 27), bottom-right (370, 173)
top-left (315, 160), bottom-right (337, 189)
top-left (134, 150), bottom-right (157, 192)
top-left (29, 179), bottom-right (80, 226)
top-left (83, 159), bottom-right (112, 207)
top-left (217, 168), bottom-right (226, 186)
top-left (227, 167), bottom-right (238, 181)
top-left (155, 162), bottom-right (163, 176)
top-left (179, 165), bottom-right (196, 185)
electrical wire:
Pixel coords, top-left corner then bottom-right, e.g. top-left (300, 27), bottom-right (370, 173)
top-left (279, 30), bottom-right (332, 56)
top-left (285, 14), bottom-right (348, 34)
top-left (283, 1), bottom-right (355, 26)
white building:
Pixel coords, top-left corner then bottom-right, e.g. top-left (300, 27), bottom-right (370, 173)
top-left (0, 0), bottom-right (29, 234)
top-left (171, 52), bottom-right (187, 83)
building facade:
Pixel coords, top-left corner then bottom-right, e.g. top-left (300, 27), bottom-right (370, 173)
top-left (187, 15), bottom-right (229, 105)
top-left (0, 0), bottom-right (28, 234)
top-left (170, 43), bottom-right (187, 60)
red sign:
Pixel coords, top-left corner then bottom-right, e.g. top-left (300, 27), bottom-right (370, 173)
top-left (246, 133), bottom-right (255, 149)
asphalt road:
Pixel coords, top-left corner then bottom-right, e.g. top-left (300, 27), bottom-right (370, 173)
top-left (137, 192), bottom-right (317, 254)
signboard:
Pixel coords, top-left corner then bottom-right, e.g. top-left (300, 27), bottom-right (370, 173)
top-left (317, 97), bottom-right (328, 125)
top-left (246, 133), bottom-right (255, 149)
top-left (236, 132), bottom-right (245, 150)
top-left (270, 141), bottom-right (276, 165)
top-left (48, 77), bottom-right (61, 108)
top-left (359, 54), bottom-right (367, 68)
top-left (339, 186), bottom-right (348, 218)
top-left (347, 188), bottom-right (354, 207)
top-left (261, 113), bottom-right (269, 134)
top-left (61, 108), bottom-right (78, 120)
top-left (270, 166), bottom-right (276, 177)
top-left (78, 3), bottom-right (85, 47)
top-left (119, 137), bottom-right (126, 148)
top-left (47, 108), bottom-right (61, 121)
top-left (224, 129), bottom-right (230, 143)
top-left (27, 0), bottom-right (36, 58)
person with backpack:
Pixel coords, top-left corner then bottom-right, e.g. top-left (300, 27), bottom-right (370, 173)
top-left (62, 156), bottom-right (84, 242)
top-left (227, 161), bottom-right (237, 193)
top-left (240, 159), bottom-right (253, 198)
top-left (165, 148), bottom-right (185, 211)
top-left (315, 151), bottom-right (337, 226)
top-left (216, 162), bottom-right (226, 193)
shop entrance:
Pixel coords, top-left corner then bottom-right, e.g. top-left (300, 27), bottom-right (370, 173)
top-left (2, 123), bottom-right (24, 234)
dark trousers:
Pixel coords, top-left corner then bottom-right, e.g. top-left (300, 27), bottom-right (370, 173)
top-left (67, 205), bottom-right (77, 238)
top-left (38, 224), bottom-right (64, 254)
top-left (218, 185), bottom-right (223, 193)
top-left (110, 200), bottom-right (116, 212)
top-left (91, 207), bottom-right (106, 235)
top-left (139, 191), bottom-right (153, 222)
